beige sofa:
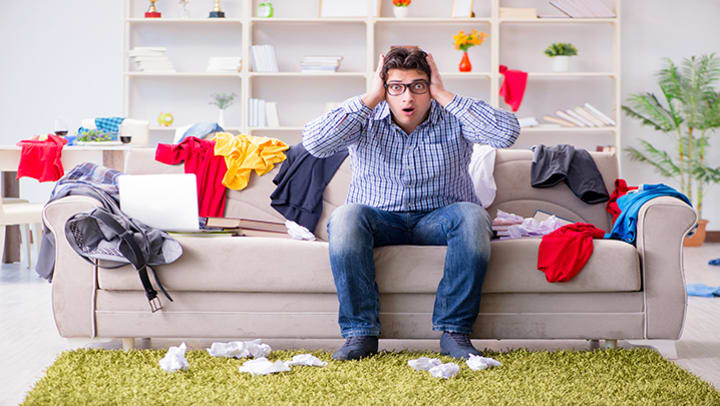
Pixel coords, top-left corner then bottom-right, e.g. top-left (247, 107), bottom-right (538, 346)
top-left (44, 148), bottom-right (697, 354)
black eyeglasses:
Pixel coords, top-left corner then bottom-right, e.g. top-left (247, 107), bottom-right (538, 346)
top-left (384, 79), bottom-right (430, 96)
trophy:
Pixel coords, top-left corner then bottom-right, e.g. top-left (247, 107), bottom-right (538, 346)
top-left (145, 0), bottom-right (161, 18)
top-left (209, 0), bottom-right (225, 18)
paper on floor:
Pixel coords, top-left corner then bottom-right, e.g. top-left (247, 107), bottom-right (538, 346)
top-left (408, 357), bottom-right (443, 371)
top-left (159, 342), bottom-right (189, 372)
top-left (207, 339), bottom-right (271, 359)
top-left (466, 354), bottom-right (502, 370)
top-left (238, 357), bottom-right (291, 376)
top-left (284, 353), bottom-right (327, 367)
top-left (428, 362), bottom-right (460, 379)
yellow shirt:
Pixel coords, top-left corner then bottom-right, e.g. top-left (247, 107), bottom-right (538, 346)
top-left (213, 132), bottom-right (289, 190)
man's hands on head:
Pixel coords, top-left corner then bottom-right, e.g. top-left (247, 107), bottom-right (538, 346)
top-left (361, 54), bottom-right (386, 110)
top-left (425, 53), bottom-right (455, 107)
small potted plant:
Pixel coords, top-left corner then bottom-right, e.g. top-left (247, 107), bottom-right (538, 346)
top-left (453, 29), bottom-right (488, 72)
top-left (209, 92), bottom-right (236, 127)
top-left (544, 42), bottom-right (578, 72)
top-left (393, 0), bottom-right (411, 18)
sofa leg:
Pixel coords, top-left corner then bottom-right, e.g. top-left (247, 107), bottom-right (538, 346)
top-left (603, 339), bottom-right (617, 349)
top-left (122, 338), bottom-right (135, 351)
top-left (589, 339), bottom-right (600, 350)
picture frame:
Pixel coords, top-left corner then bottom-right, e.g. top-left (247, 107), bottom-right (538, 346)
top-left (452, 0), bottom-right (474, 18)
top-left (319, 0), bottom-right (380, 18)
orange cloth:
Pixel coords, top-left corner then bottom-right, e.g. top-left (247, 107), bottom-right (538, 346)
top-left (213, 132), bottom-right (289, 190)
top-left (16, 134), bottom-right (68, 182)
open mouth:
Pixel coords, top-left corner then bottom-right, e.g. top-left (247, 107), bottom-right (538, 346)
top-left (402, 107), bottom-right (415, 113)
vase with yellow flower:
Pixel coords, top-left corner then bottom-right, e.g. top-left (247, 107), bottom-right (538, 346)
top-left (453, 29), bottom-right (488, 72)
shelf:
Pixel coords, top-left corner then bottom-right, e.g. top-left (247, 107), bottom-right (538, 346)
top-left (499, 18), bottom-right (616, 24)
top-left (521, 126), bottom-right (617, 132)
top-left (127, 18), bottom-right (243, 24)
top-left (526, 72), bottom-right (616, 78)
top-left (375, 17), bottom-right (491, 24)
top-left (441, 72), bottom-right (491, 78)
top-left (126, 72), bottom-right (240, 78)
top-left (249, 72), bottom-right (366, 78)
top-left (250, 17), bottom-right (366, 23)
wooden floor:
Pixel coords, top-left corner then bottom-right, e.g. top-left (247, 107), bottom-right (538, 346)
top-left (2, 244), bottom-right (719, 405)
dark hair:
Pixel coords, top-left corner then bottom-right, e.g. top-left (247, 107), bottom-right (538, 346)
top-left (381, 48), bottom-right (430, 83)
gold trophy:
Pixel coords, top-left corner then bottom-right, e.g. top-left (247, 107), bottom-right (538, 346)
top-left (145, 0), bottom-right (162, 18)
top-left (209, 0), bottom-right (225, 18)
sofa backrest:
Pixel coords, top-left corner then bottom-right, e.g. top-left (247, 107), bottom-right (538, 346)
top-left (125, 147), bottom-right (618, 241)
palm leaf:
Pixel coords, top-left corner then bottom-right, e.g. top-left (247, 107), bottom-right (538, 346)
top-left (624, 140), bottom-right (680, 178)
top-left (622, 93), bottom-right (677, 131)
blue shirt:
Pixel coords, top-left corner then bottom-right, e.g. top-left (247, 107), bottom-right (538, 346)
top-left (302, 95), bottom-right (520, 212)
top-left (604, 183), bottom-right (691, 244)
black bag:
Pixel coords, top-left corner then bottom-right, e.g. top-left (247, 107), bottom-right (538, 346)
top-left (66, 207), bottom-right (182, 312)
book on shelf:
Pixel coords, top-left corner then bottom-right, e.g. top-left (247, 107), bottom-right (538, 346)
top-left (266, 102), bottom-right (280, 127)
top-left (205, 217), bottom-right (287, 233)
top-left (549, 0), bottom-right (615, 18)
top-left (543, 115), bottom-right (576, 127)
top-left (300, 55), bottom-right (343, 73)
top-left (129, 47), bottom-right (175, 72)
top-left (251, 45), bottom-right (279, 73)
top-left (584, 103), bottom-right (615, 125)
top-left (574, 106), bottom-right (605, 127)
top-left (248, 98), bottom-right (280, 128)
top-left (564, 109), bottom-right (594, 127)
top-left (556, 110), bottom-right (586, 127)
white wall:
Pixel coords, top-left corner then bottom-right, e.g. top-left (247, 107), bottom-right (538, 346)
top-left (1, 0), bottom-right (719, 229)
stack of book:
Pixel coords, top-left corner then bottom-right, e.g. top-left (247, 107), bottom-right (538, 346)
top-left (549, 0), bottom-right (615, 18)
top-left (300, 56), bottom-right (343, 73)
top-left (129, 47), bottom-right (175, 72)
top-left (596, 145), bottom-right (617, 153)
top-left (499, 7), bottom-right (537, 19)
top-left (251, 45), bottom-right (279, 72)
top-left (248, 98), bottom-right (280, 128)
top-left (207, 57), bottom-right (242, 73)
top-left (205, 217), bottom-right (290, 238)
top-left (542, 103), bottom-right (615, 128)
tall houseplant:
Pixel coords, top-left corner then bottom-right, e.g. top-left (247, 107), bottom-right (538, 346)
top-left (622, 53), bottom-right (720, 244)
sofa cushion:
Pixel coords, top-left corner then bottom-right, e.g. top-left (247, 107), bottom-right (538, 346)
top-left (98, 236), bottom-right (640, 294)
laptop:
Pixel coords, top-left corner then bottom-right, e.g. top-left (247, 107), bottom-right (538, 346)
top-left (118, 173), bottom-right (200, 232)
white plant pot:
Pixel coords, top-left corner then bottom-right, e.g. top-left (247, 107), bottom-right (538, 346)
top-left (393, 6), bottom-right (409, 18)
top-left (217, 109), bottom-right (225, 127)
top-left (551, 56), bottom-right (570, 72)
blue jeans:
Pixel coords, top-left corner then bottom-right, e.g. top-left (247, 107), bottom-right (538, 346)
top-left (327, 202), bottom-right (493, 338)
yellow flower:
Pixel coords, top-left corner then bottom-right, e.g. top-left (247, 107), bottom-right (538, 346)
top-left (452, 29), bottom-right (488, 51)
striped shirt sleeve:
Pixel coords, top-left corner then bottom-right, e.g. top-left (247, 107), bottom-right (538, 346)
top-left (444, 95), bottom-right (520, 148)
top-left (302, 96), bottom-right (372, 158)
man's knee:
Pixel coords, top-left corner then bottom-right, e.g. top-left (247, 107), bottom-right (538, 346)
top-left (448, 202), bottom-right (491, 234)
top-left (328, 203), bottom-right (375, 241)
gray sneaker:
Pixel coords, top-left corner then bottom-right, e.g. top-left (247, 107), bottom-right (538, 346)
top-left (332, 336), bottom-right (379, 361)
top-left (440, 331), bottom-right (481, 359)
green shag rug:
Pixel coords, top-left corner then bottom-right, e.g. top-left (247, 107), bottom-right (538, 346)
top-left (22, 348), bottom-right (720, 406)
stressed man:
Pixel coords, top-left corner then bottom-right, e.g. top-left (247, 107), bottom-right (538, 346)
top-left (302, 47), bottom-right (520, 360)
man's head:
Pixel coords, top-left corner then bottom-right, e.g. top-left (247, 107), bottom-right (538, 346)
top-left (381, 47), bottom-right (433, 133)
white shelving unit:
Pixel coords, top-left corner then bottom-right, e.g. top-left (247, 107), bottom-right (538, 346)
top-left (122, 0), bottom-right (621, 159)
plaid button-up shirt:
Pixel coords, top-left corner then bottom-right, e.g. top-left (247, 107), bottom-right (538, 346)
top-left (302, 95), bottom-right (520, 212)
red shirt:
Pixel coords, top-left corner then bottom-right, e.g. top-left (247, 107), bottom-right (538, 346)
top-left (16, 134), bottom-right (68, 182)
top-left (155, 137), bottom-right (228, 218)
top-left (537, 222), bottom-right (606, 283)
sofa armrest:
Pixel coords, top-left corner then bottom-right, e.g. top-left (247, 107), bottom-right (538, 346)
top-left (43, 196), bottom-right (102, 338)
top-left (636, 196), bottom-right (697, 339)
